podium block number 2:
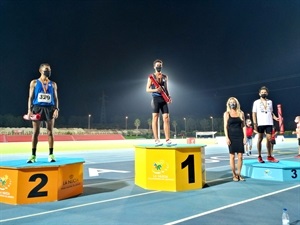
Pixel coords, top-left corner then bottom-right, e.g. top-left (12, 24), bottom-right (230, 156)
top-left (181, 155), bottom-right (195, 183)
top-left (27, 173), bottom-right (48, 198)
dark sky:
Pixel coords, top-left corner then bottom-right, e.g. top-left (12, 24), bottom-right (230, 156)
top-left (1, 0), bottom-right (300, 123)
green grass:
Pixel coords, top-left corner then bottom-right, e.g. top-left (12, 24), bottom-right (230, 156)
top-left (0, 141), bottom-right (136, 154)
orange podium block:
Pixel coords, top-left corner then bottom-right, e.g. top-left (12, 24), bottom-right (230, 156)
top-left (0, 158), bottom-right (84, 205)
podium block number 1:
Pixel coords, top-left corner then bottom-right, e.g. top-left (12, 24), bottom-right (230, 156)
top-left (181, 154), bottom-right (195, 183)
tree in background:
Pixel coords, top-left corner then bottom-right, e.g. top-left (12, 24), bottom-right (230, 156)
top-left (147, 118), bottom-right (151, 131)
top-left (172, 120), bottom-right (177, 137)
top-left (134, 118), bottom-right (141, 136)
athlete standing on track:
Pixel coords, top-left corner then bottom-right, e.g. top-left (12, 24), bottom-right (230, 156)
top-left (146, 59), bottom-right (175, 146)
top-left (26, 63), bottom-right (59, 163)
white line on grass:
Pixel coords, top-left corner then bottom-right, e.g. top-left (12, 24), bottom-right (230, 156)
top-left (164, 184), bottom-right (300, 225)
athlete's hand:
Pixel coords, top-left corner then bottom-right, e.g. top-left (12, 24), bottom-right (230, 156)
top-left (253, 124), bottom-right (258, 132)
top-left (27, 110), bottom-right (33, 119)
top-left (156, 87), bottom-right (162, 93)
top-left (53, 109), bottom-right (59, 119)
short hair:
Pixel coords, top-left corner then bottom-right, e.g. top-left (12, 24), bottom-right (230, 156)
top-left (153, 59), bottom-right (163, 67)
top-left (259, 86), bottom-right (269, 93)
top-left (39, 63), bottom-right (50, 69)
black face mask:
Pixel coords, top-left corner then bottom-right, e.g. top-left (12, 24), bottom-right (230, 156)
top-left (261, 94), bottom-right (267, 99)
top-left (229, 103), bottom-right (237, 109)
top-left (43, 70), bottom-right (51, 78)
top-left (156, 67), bottom-right (162, 72)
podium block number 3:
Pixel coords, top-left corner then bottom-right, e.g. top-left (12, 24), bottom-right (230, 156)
top-left (28, 173), bottom-right (48, 198)
top-left (181, 155), bottom-right (195, 183)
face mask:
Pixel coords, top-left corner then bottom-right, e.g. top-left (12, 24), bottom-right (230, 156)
top-left (260, 94), bottom-right (267, 99)
top-left (229, 103), bottom-right (237, 109)
top-left (156, 67), bottom-right (162, 72)
top-left (43, 70), bottom-right (51, 78)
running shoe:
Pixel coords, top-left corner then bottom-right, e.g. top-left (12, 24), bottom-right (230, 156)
top-left (257, 156), bottom-right (265, 163)
top-left (154, 140), bottom-right (163, 147)
top-left (166, 139), bottom-right (177, 146)
top-left (48, 154), bottom-right (56, 162)
top-left (27, 155), bottom-right (36, 163)
top-left (267, 156), bottom-right (279, 163)
top-left (249, 151), bottom-right (252, 155)
top-left (246, 152), bottom-right (249, 156)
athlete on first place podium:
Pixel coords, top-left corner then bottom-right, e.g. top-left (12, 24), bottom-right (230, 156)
top-left (146, 59), bottom-right (176, 147)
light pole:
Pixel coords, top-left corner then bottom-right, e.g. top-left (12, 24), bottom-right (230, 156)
top-left (210, 116), bottom-right (215, 138)
top-left (184, 117), bottom-right (186, 136)
top-left (125, 116), bottom-right (128, 131)
top-left (88, 114), bottom-right (91, 130)
top-left (210, 116), bottom-right (214, 131)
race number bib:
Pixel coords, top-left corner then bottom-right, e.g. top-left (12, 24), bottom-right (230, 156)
top-left (37, 93), bottom-right (52, 103)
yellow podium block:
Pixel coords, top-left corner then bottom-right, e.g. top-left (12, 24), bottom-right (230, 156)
top-left (0, 158), bottom-right (84, 205)
top-left (135, 144), bottom-right (206, 192)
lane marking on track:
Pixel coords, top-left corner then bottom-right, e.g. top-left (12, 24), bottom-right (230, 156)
top-left (88, 168), bottom-right (130, 177)
top-left (0, 190), bottom-right (161, 223)
top-left (164, 184), bottom-right (300, 225)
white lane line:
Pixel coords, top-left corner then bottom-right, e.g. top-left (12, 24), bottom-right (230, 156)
top-left (164, 184), bottom-right (300, 225)
top-left (0, 190), bottom-right (160, 223)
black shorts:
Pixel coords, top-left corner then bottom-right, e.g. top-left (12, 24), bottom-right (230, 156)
top-left (151, 96), bottom-right (169, 114)
top-left (257, 125), bottom-right (272, 134)
top-left (32, 105), bottom-right (55, 121)
top-left (298, 138), bottom-right (300, 146)
top-left (270, 139), bottom-right (276, 145)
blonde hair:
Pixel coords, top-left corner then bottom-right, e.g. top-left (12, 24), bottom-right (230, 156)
top-left (225, 97), bottom-right (244, 120)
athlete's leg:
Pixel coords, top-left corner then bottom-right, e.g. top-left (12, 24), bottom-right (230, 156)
top-left (32, 121), bottom-right (41, 149)
top-left (265, 133), bottom-right (272, 156)
top-left (152, 113), bottom-right (159, 140)
top-left (256, 132), bottom-right (263, 156)
top-left (46, 118), bottom-right (55, 149)
top-left (162, 113), bottom-right (170, 140)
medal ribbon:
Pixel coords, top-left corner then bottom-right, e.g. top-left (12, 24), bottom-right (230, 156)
top-left (39, 79), bottom-right (49, 93)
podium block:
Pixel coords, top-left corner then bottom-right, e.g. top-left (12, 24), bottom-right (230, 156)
top-left (241, 160), bottom-right (300, 182)
top-left (135, 144), bottom-right (206, 192)
top-left (0, 158), bottom-right (84, 205)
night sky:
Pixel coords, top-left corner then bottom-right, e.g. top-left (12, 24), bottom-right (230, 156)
top-left (1, 0), bottom-right (300, 125)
